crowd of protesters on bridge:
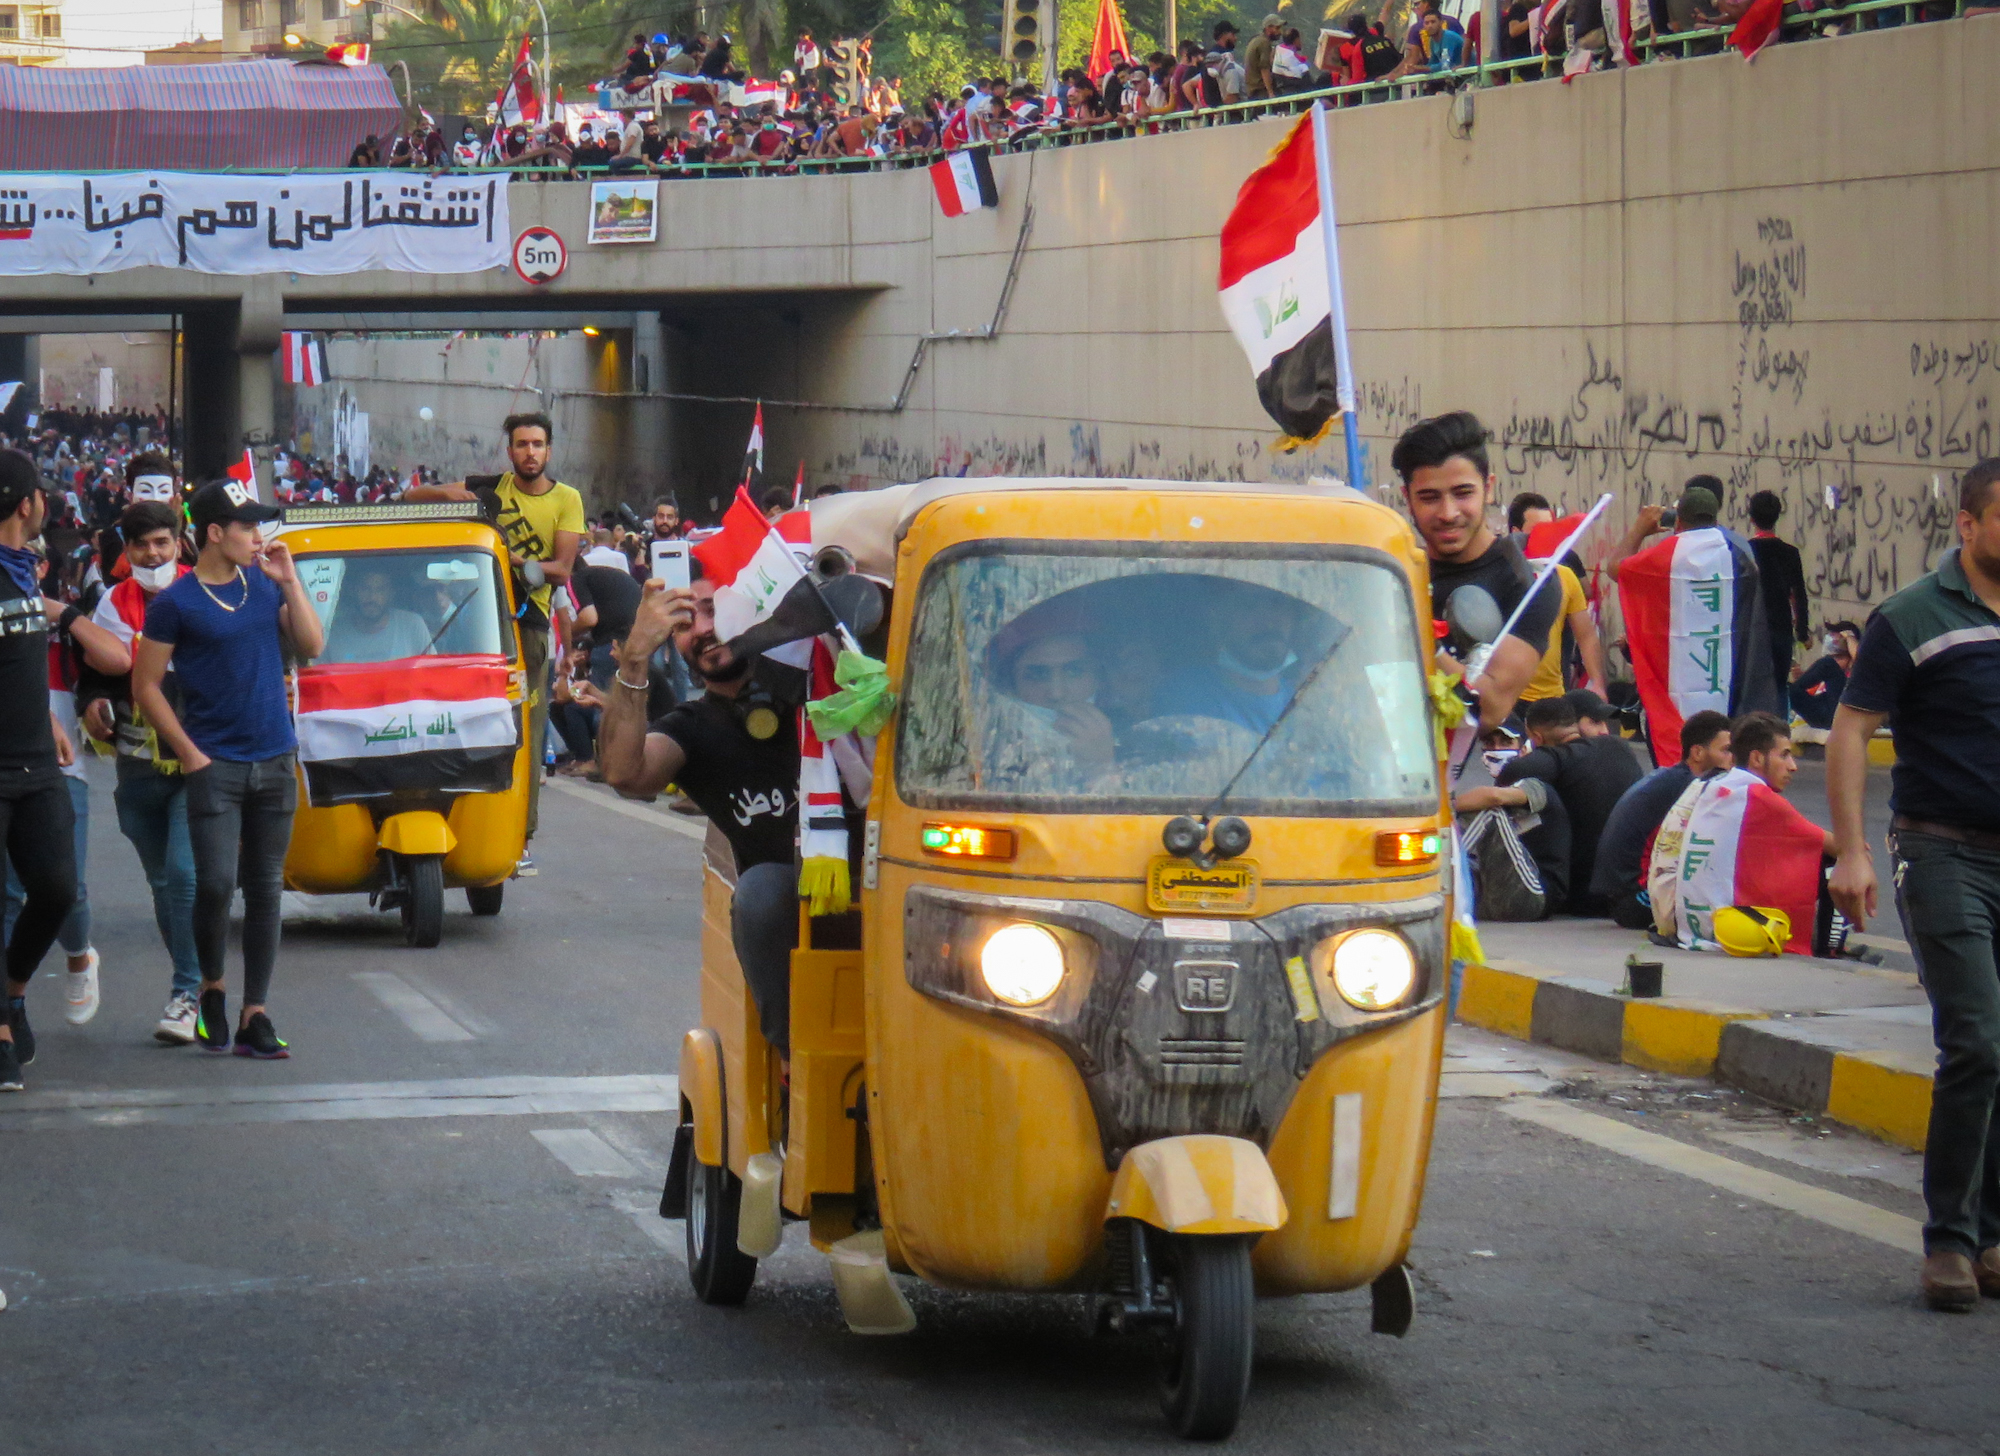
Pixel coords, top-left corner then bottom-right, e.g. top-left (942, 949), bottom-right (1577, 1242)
top-left (347, 0), bottom-right (1993, 179)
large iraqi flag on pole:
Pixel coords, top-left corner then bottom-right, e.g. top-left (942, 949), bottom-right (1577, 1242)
top-left (1217, 113), bottom-right (1342, 449)
top-left (294, 657), bottom-right (517, 803)
top-left (1672, 768), bottom-right (1823, 953)
top-left (1617, 526), bottom-right (1773, 765)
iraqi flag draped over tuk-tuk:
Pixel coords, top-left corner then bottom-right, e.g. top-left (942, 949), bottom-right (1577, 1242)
top-left (294, 656), bottom-right (518, 803)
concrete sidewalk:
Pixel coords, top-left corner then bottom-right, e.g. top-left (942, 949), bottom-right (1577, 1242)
top-left (1458, 919), bottom-right (1938, 1150)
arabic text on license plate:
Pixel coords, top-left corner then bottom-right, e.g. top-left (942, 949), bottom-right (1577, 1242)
top-left (1146, 856), bottom-right (1259, 914)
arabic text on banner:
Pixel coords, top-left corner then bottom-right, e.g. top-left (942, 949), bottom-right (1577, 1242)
top-left (0, 173), bottom-right (510, 277)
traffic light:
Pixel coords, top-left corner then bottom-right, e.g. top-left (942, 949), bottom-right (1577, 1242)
top-left (1008, 0), bottom-right (1042, 64)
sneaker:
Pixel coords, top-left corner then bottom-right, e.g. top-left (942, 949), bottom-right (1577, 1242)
top-left (64, 948), bottom-right (101, 1026)
top-left (155, 992), bottom-right (200, 1046)
top-left (514, 852), bottom-right (537, 878)
top-left (232, 1012), bottom-right (290, 1060)
top-left (0, 1037), bottom-right (21, 1092)
top-left (195, 988), bottom-right (230, 1051)
top-left (6, 997), bottom-right (33, 1066)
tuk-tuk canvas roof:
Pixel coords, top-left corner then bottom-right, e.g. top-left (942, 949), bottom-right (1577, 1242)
top-left (808, 476), bottom-right (1369, 581)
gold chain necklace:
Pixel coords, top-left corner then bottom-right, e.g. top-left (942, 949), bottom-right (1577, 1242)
top-left (197, 566), bottom-right (248, 613)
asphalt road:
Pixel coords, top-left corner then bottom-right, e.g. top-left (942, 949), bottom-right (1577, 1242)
top-left (4, 765), bottom-right (1994, 1455)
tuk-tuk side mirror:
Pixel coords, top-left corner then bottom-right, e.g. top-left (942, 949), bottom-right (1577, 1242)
top-left (1443, 585), bottom-right (1502, 656)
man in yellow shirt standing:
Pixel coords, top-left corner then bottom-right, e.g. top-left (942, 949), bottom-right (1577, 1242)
top-left (1509, 493), bottom-right (1605, 704)
top-left (407, 412), bottom-right (584, 873)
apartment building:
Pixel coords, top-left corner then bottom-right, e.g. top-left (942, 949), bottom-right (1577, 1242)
top-left (0, 0), bottom-right (65, 65)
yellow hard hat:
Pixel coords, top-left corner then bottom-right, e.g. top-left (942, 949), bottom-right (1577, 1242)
top-left (1713, 905), bottom-right (1790, 957)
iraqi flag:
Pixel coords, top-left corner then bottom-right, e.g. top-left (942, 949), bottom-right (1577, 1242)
top-left (741, 402), bottom-right (765, 494)
top-left (691, 483), bottom-right (814, 647)
top-left (281, 332), bottom-right (327, 387)
top-left (1618, 526), bottom-right (1775, 765)
top-left (930, 147), bottom-right (998, 218)
top-left (495, 35), bottom-right (539, 134)
top-left (294, 657), bottom-right (518, 805)
top-left (1730, 0), bottom-right (1784, 59)
top-left (1218, 114), bottom-right (1339, 446)
top-left (1672, 768), bottom-right (1823, 953)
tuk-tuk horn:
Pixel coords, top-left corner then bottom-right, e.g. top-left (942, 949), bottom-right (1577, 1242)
top-left (1161, 815), bottom-right (1252, 869)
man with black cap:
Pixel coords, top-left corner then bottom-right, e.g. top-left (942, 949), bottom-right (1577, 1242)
top-left (131, 479), bottom-right (324, 1060)
top-left (0, 448), bottom-right (78, 1092)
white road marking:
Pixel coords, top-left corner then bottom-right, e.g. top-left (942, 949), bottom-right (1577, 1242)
top-left (543, 775), bottom-right (707, 842)
top-left (1503, 1097), bottom-right (1923, 1255)
top-left (353, 971), bottom-right (476, 1042)
top-left (0, 1073), bottom-right (678, 1133)
top-left (532, 1128), bottom-right (639, 1178)
top-left (611, 1188), bottom-right (688, 1265)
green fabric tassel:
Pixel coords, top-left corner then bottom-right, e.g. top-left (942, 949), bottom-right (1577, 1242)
top-left (805, 650), bottom-right (899, 739)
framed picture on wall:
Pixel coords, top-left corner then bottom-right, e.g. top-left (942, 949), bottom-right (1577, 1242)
top-left (587, 180), bottom-right (659, 245)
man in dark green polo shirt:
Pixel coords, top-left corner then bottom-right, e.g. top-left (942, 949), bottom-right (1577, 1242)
top-left (1829, 456), bottom-right (2000, 1312)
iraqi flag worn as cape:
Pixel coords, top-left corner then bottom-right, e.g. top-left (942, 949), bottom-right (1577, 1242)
top-left (1618, 526), bottom-right (1776, 765)
top-left (1672, 768), bottom-right (1823, 953)
top-left (1218, 114), bottom-right (1340, 446)
top-left (294, 657), bottom-right (518, 805)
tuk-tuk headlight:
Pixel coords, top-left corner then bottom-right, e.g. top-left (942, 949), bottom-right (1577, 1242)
top-left (1320, 928), bottom-right (1416, 1011)
top-left (980, 923), bottom-right (1066, 1007)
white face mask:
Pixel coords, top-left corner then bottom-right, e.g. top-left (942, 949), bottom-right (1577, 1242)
top-left (131, 475), bottom-right (177, 504)
top-left (132, 561), bottom-right (178, 592)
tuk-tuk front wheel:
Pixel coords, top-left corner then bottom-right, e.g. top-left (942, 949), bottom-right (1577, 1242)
top-left (1157, 1234), bottom-right (1255, 1441)
top-left (465, 883), bottom-right (504, 916)
top-left (400, 855), bottom-right (445, 948)
top-left (686, 1157), bottom-right (758, 1306)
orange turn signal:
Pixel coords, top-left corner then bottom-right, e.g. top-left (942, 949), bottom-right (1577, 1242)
top-left (1375, 829), bottom-right (1441, 867)
top-left (920, 823), bottom-right (1017, 860)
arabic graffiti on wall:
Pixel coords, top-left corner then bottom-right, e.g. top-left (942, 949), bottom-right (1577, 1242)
top-left (0, 173), bottom-right (507, 277)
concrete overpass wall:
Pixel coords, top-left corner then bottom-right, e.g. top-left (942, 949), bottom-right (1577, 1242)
top-left (764, 17), bottom-right (1996, 621)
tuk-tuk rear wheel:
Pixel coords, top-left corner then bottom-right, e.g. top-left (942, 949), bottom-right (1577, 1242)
top-left (1156, 1234), bottom-right (1255, 1441)
top-left (400, 856), bottom-right (445, 948)
top-left (465, 883), bottom-right (505, 916)
top-left (686, 1157), bottom-right (758, 1306)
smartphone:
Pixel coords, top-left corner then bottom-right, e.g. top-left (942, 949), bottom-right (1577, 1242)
top-left (649, 538), bottom-right (692, 591)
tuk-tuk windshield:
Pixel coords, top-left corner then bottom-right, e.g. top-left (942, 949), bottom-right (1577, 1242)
top-left (897, 543), bottom-right (1436, 817)
top-left (298, 549), bottom-right (515, 664)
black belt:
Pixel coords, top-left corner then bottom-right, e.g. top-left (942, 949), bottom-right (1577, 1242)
top-left (1892, 815), bottom-right (2000, 853)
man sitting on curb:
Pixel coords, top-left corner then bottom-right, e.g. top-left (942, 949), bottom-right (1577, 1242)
top-left (1590, 709), bottom-right (1733, 929)
top-left (1456, 695), bottom-right (1643, 917)
top-left (1452, 698), bottom-right (1581, 920)
top-left (1648, 711), bottom-right (1835, 954)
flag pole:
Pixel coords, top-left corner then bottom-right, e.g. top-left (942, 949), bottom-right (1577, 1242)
top-left (1308, 101), bottom-right (1363, 493)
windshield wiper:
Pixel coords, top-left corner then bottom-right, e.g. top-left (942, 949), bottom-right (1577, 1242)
top-left (1200, 633), bottom-right (1347, 819)
top-left (420, 588), bottom-right (479, 656)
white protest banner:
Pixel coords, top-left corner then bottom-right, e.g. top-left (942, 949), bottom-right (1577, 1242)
top-left (0, 172), bottom-right (509, 277)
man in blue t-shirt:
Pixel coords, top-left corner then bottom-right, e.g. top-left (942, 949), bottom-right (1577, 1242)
top-left (132, 479), bottom-right (324, 1060)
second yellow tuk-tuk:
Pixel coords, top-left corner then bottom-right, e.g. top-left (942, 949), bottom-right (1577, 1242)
top-left (661, 478), bottom-right (1451, 1439)
top-left (276, 500), bottom-right (532, 946)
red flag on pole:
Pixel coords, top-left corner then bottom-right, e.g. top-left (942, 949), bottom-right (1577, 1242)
top-left (741, 402), bottom-right (765, 494)
top-left (792, 459), bottom-right (805, 508)
top-left (1088, 0), bottom-right (1131, 81)
top-left (1729, 0), bottom-right (1784, 60)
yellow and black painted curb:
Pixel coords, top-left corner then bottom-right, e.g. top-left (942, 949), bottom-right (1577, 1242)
top-left (1458, 960), bottom-right (1933, 1150)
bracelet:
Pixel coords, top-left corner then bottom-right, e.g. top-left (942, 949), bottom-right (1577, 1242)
top-left (615, 671), bottom-right (649, 692)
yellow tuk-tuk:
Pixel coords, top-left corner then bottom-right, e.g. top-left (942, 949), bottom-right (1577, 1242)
top-left (662, 479), bottom-right (1449, 1439)
top-left (276, 501), bottom-right (531, 946)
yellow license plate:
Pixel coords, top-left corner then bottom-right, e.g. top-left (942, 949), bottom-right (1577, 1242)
top-left (1146, 857), bottom-right (1260, 914)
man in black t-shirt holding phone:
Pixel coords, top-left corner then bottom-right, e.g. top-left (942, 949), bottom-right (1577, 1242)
top-left (1392, 410), bottom-right (1563, 744)
top-left (597, 566), bottom-right (807, 1054)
